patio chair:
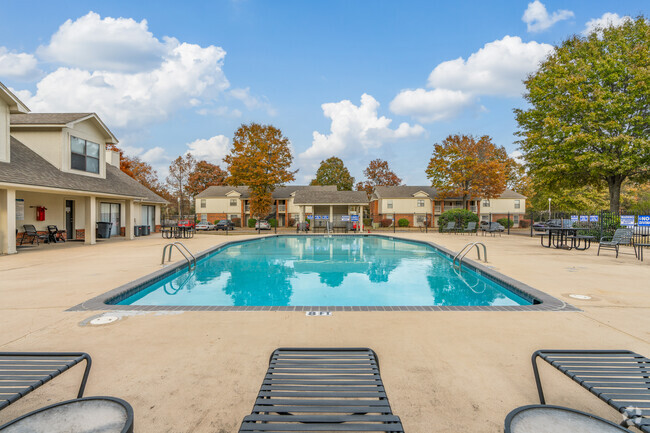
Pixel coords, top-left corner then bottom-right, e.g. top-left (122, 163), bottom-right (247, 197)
top-left (462, 221), bottom-right (477, 235)
top-left (19, 224), bottom-right (48, 245)
top-left (442, 221), bottom-right (456, 233)
top-left (238, 348), bottom-right (404, 432)
top-left (46, 225), bottom-right (66, 243)
top-left (597, 228), bottom-right (636, 258)
top-left (532, 350), bottom-right (650, 432)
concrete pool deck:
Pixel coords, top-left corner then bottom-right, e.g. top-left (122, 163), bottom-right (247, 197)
top-left (0, 232), bottom-right (648, 432)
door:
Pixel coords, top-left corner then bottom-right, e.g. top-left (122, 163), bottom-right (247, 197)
top-left (100, 203), bottom-right (121, 236)
top-left (65, 200), bottom-right (75, 240)
top-left (142, 205), bottom-right (155, 230)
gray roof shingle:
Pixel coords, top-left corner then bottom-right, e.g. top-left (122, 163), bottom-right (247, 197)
top-left (10, 113), bottom-right (94, 125)
top-left (0, 137), bottom-right (166, 203)
top-left (195, 185), bottom-right (337, 199)
top-left (373, 186), bottom-right (525, 200)
top-left (293, 189), bottom-right (369, 205)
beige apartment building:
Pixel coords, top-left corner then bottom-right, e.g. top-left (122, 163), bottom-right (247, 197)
top-left (0, 82), bottom-right (166, 255)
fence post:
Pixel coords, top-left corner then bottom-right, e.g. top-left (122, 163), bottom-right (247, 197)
top-left (393, 213), bottom-right (396, 233)
top-left (599, 210), bottom-right (603, 237)
top-left (508, 211), bottom-right (510, 235)
top-left (425, 213), bottom-right (428, 233)
top-left (530, 210), bottom-right (533, 237)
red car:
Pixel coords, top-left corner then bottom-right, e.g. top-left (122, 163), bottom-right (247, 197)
top-left (177, 219), bottom-right (195, 228)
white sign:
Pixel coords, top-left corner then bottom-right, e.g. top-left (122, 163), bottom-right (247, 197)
top-left (579, 215), bottom-right (588, 222)
top-left (305, 311), bottom-right (332, 316)
top-left (341, 215), bottom-right (350, 221)
top-left (570, 215), bottom-right (578, 222)
top-left (15, 199), bottom-right (24, 220)
top-left (589, 215), bottom-right (599, 222)
top-left (321, 215), bottom-right (329, 220)
top-left (620, 215), bottom-right (635, 226)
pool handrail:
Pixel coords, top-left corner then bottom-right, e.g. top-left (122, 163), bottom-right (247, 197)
top-left (453, 242), bottom-right (488, 269)
top-left (161, 242), bottom-right (196, 270)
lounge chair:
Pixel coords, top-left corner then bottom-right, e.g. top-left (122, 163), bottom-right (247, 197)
top-left (47, 225), bottom-right (66, 243)
top-left (238, 348), bottom-right (404, 432)
top-left (532, 350), bottom-right (650, 432)
top-left (19, 224), bottom-right (48, 245)
top-left (462, 221), bottom-right (477, 235)
top-left (597, 228), bottom-right (636, 258)
top-left (442, 221), bottom-right (456, 233)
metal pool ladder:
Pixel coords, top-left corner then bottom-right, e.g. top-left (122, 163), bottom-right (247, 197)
top-left (162, 242), bottom-right (196, 270)
top-left (453, 242), bottom-right (487, 269)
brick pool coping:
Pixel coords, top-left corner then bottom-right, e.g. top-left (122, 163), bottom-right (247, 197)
top-left (68, 234), bottom-right (578, 312)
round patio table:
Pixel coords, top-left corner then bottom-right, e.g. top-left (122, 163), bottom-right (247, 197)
top-left (0, 396), bottom-right (133, 433)
top-left (505, 405), bottom-right (630, 433)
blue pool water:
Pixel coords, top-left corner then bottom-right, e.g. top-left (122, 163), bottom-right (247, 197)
top-left (116, 236), bottom-right (532, 307)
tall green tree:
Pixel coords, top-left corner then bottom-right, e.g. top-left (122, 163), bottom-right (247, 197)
top-left (310, 157), bottom-right (355, 191)
top-left (224, 123), bottom-right (296, 219)
top-left (515, 17), bottom-right (650, 212)
top-left (426, 134), bottom-right (510, 208)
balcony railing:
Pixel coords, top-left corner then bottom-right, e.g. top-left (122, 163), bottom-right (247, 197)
top-left (278, 205), bottom-right (286, 212)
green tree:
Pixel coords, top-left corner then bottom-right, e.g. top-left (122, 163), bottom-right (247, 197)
top-left (515, 17), bottom-right (650, 213)
top-left (225, 123), bottom-right (296, 219)
top-left (310, 156), bottom-right (355, 191)
top-left (356, 158), bottom-right (402, 197)
top-left (426, 134), bottom-right (510, 208)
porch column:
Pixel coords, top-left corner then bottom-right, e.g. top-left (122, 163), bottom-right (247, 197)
top-left (124, 199), bottom-right (135, 240)
top-left (329, 205), bottom-right (333, 223)
top-left (0, 188), bottom-right (17, 254)
top-left (84, 195), bottom-right (97, 245)
top-left (299, 205), bottom-right (305, 223)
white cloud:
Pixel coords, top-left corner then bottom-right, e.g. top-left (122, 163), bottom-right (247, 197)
top-left (300, 93), bottom-right (425, 162)
top-left (427, 36), bottom-right (554, 97)
top-left (522, 1), bottom-right (574, 32)
top-left (582, 13), bottom-right (631, 36)
top-left (509, 150), bottom-right (524, 165)
top-left (229, 87), bottom-right (276, 116)
top-left (185, 135), bottom-right (230, 164)
top-left (0, 47), bottom-right (40, 80)
top-left (38, 12), bottom-right (167, 73)
top-left (389, 88), bottom-right (476, 123)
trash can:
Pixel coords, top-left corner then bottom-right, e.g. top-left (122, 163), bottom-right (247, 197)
top-left (96, 221), bottom-right (112, 239)
top-left (134, 225), bottom-right (141, 237)
top-left (143, 225), bottom-right (151, 236)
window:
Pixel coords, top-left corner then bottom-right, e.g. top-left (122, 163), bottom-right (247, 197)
top-left (514, 200), bottom-right (520, 209)
top-left (483, 200), bottom-right (490, 207)
top-left (387, 200), bottom-right (393, 209)
top-left (200, 214), bottom-right (207, 223)
top-left (71, 136), bottom-right (100, 173)
top-left (230, 198), bottom-right (237, 206)
top-left (514, 214), bottom-right (520, 224)
top-left (417, 199), bottom-right (424, 207)
top-left (200, 199), bottom-right (206, 208)
top-left (230, 214), bottom-right (238, 220)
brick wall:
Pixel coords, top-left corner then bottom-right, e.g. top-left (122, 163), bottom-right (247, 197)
top-left (155, 225), bottom-right (161, 233)
top-left (200, 213), bottom-right (228, 223)
top-left (76, 229), bottom-right (85, 240)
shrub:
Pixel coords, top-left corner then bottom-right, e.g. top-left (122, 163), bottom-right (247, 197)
top-left (397, 218), bottom-right (409, 227)
top-left (288, 218), bottom-right (296, 227)
top-left (247, 218), bottom-right (257, 228)
top-left (438, 209), bottom-right (479, 232)
top-left (363, 218), bottom-right (372, 227)
top-left (213, 220), bottom-right (220, 225)
top-left (497, 217), bottom-right (514, 228)
top-left (231, 217), bottom-right (241, 227)
top-left (519, 219), bottom-right (529, 228)
top-left (268, 218), bottom-right (278, 227)
top-left (381, 219), bottom-right (393, 228)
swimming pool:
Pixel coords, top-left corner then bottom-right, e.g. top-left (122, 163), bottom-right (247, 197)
top-left (109, 235), bottom-right (537, 308)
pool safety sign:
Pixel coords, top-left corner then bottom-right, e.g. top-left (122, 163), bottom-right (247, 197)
top-left (579, 215), bottom-right (588, 222)
top-left (341, 215), bottom-right (350, 221)
top-left (571, 215), bottom-right (578, 222)
top-left (639, 215), bottom-right (650, 226)
top-left (351, 215), bottom-right (359, 222)
top-left (620, 215), bottom-right (635, 227)
top-left (15, 199), bottom-right (24, 220)
top-left (589, 215), bottom-right (599, 222)
top-left (314, 215), bottom-right (329, 220)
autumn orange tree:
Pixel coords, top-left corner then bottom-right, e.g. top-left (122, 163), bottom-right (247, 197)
top-left (426, 134), bottom-right (509, 208)
top-left (224, 123), bottom-right (296, 220)
top-left (186, 161), bottom-right (228, 197)
top-left (356, 159), bottom-right (402, 197)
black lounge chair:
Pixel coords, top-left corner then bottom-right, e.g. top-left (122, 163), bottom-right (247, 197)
top-left (442, 221), bottom-right (456, 233)
top-left (462, 221), bottom-right (477, 235)
top-left (19, 224), bottom-right (48, 245)
top-left (598, 228), bottom-right (636, 258)
top-left (532, 350), bottom-right (650, 432)
top-left (238, 348), bottom-right (404, 432)
top-left (46, 225), bottom-right (66, 243)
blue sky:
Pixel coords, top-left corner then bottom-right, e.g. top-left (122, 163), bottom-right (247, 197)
top-left (1, 1), bottom-right (647, 185)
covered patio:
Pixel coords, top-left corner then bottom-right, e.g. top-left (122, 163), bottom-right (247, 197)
top-left (292, 189), bottom-right (369, 230)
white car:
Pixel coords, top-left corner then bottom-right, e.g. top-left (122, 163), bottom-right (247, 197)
top-left (255, 220), bottom-right (272, 230)
top-left (195, 222), bottom-right (215, 231)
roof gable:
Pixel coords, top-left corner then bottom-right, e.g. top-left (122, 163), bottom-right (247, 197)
top-left (11, 113), bottom-right (118, 144)
top-left (0, 82), bottom-right (29, 114)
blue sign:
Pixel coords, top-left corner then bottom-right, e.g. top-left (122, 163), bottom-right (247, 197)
top-left (579, 215), bottom-right (588, 222)
top-left (589, 215), bottom-right (599, 222)
top-left (570, 215), bottom-right (578, 222)
top-left (314, 215), bottom-right (321, 220)
top-left (620, 215), bottom-right (635, 226)
top-left (351, 215), bottom-right (359, 222)
top-left (341, 215), bottom-right (350, 221)
top-left (322, 215), bottom-right (329, 220)
top-left (639, 215), bottom-right (650, 226)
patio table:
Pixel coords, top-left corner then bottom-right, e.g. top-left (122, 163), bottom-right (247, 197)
top-left (0, 352), bottom-right (91, 410)
top-left (637, 243), bottom-right (650, 261)
top-left (539, 227), bottom-right (589, 249)
top-left (505, 405), bottom-right (631, 433)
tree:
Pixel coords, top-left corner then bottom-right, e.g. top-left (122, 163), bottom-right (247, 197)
top-left (106, 143), bottom-right (170, 200)
top-left (356, 159), bottom-right (402, 197)
top-left (425, 134), bottom-right (509, 208)
top-left (310, 157), bottom-right (355, 191)
top-left (224, 123), bottom-right (296, 219)
top-left (186, 160), bottom-right (228, 197)
top-left (515, 17), bottom-right (650, 213)
top-left (166, 154), bottom-right (196, 216)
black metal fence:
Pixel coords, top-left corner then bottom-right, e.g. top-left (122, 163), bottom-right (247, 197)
top-left (527, 209), bottom-right (650, 245)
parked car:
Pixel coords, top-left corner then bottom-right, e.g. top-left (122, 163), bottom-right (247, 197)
top-left (177, 219), bottom-right (195, 228)
top-left (482, 222), bottom-right (505, 232)
top-left (255, 220), bottom-right (272, 230)
top-left (195, 222), bottom-right (215, 231)
top-left (215, 220), bottom-right (235, 231)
